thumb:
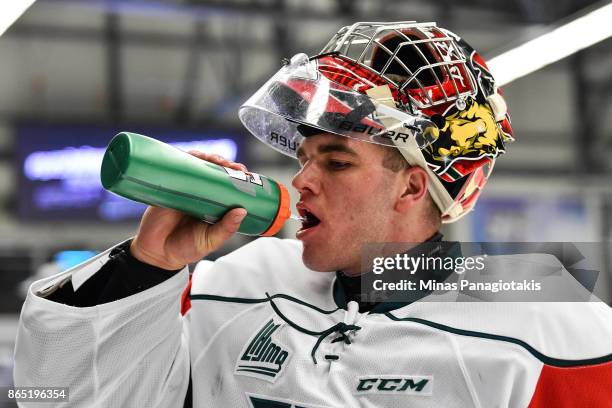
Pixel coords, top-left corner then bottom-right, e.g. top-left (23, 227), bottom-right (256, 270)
top-left (205, 208), bottom-right (247, 250)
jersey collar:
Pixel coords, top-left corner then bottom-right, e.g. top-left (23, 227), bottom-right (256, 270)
top-left (332, 232), bottom-right (462, 313)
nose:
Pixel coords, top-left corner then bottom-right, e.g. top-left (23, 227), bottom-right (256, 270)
top-left (291, 161), bottom-right (321, 195)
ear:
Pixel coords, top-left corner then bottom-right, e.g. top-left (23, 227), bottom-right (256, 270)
top-left (394, 166), bottom-right (429, 213)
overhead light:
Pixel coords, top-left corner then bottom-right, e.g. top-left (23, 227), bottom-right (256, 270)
top-left (0, 0), bottom-right (37, 37)
top-left (488, 2), bottom-right (612, 86)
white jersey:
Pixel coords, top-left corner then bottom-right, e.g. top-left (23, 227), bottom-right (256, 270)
top-left (14, 237), bottom-right (612, 407)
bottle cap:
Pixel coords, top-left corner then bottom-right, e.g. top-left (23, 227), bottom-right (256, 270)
top-left (261, 181), bottom-right (291, 236)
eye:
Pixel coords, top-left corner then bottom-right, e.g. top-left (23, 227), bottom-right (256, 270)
top-left (327, 160), bottom-right (351, 170)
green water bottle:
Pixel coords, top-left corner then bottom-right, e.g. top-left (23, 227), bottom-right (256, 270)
top-left (100, 132), bottom-right (291, 236)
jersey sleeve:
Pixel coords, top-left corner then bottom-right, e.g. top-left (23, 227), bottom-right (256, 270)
top-left (13, 241), bottom-right (191, 408)
top-left (45, 240), bottom-right (184, 307)
top-left (527, 362), bottom-right (612, 408)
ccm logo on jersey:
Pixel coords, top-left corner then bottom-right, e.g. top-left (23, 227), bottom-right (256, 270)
top-left (235, 318), bottom-right (291, 383)
top-left (355, 376), bottom-right (433, 396)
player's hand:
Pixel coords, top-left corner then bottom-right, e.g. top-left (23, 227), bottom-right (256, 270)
top-left (130, 151), bottom-right (249, 271)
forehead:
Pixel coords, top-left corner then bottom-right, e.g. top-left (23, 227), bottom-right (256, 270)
top-left (296, 133), bottom-right (382, 157)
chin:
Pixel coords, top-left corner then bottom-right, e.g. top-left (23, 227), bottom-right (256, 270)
top-left (301, 246), bottom-right (338, 272)
top-left (302, 255), bottom-right (335, 272)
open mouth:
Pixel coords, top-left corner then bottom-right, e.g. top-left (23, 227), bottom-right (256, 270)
top-left (297, 206), bottom-right (321, 234)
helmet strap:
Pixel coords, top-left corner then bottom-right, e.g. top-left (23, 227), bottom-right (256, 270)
top-left (366, 86), bottom-right (459, 222)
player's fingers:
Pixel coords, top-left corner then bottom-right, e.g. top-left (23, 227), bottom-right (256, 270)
top-left (201, 208), bottom-right (247, 251)
top-left (187, 150), bottom-right (247, 172)
top-left (187, 150), bottom-right (220, 162)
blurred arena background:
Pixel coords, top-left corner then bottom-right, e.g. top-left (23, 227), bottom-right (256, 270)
top-left (0, 0), bottom-right (611, 404)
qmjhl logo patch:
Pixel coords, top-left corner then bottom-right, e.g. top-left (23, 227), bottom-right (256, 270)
top-left (235, 318), bottom-right (291, 383)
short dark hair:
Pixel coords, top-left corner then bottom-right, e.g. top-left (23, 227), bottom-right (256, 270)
top-left (381, 145), bottom-right (410, 173)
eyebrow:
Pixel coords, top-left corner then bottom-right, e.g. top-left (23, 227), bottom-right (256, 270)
top-left (296, 143), bottom-right (358, 160)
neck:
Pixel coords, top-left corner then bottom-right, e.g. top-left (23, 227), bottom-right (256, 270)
top-left (340, 227), bottom-right (441, 277)
top-left (389, 206), bottom-right (440, 243)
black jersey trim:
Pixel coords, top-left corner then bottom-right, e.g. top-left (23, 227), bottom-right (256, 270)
top-left (385, 313), bottom-right (612, 367)
top-left (190, 293), bottom-right (340, 315)
top-left (191, 292), bottom-right (352, 364)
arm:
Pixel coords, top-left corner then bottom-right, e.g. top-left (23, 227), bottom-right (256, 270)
top-left (527, 362), bottom-right (612, 408)
top-left (13, 242), bottom-right (190, 408)
top-left (45, 240), bottom-right (183, 307)
top-left (13, 151), bottom-right (248, 407)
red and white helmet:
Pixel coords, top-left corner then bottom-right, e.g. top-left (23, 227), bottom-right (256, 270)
top-left (240, 21), bottom-right (514, 222)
